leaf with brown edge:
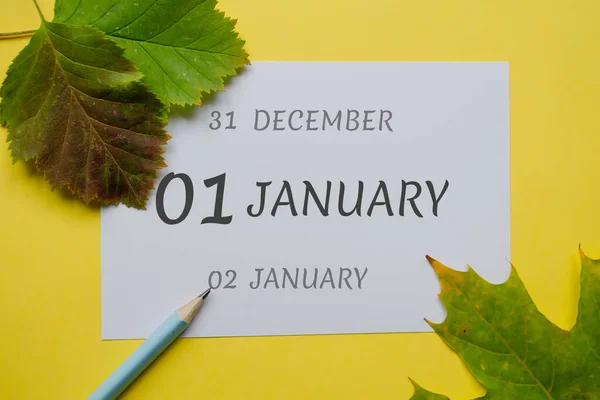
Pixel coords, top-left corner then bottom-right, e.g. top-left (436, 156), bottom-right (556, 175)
top-left (418, 251), bottom-right (600, 399)
top-left (0, 21), bottom-right (169, 209)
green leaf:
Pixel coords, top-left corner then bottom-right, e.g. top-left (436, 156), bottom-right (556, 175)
top-left (0, 21), bottom-right (169, 209)
top-left (408, 378), bottom-right (450, 400)
top-left (575, 247), bottom-right (600, 355)
top-left (421, 250), bottom-right (600, 399)
top-left (53, 0), bottom-right (249, 106)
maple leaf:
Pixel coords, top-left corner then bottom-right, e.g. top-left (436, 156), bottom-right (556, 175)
top-left (408, 378), bottom-right (450, 400)
top-left (53, 0), bottom-right (250, 106)
top-left (409, 248), bottom-right (600, 399)
top-left (0, 17), bottom-right (169, 209)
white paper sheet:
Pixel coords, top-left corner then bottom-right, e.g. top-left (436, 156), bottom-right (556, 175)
top-left (101, 62), bottom-right (510, 339)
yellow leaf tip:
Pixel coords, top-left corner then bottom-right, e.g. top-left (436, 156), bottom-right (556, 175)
top-left (578, 243), bottom-right (591, 261)
top-left (425, 254), bottom-right (448, 275)
top-left (424, 318), bottom-right (438, 328)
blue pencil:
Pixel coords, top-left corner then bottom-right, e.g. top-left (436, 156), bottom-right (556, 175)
top-left (88, 289), bottom-right (211, 400)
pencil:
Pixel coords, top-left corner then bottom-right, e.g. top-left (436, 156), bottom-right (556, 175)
top-left (88, 289), bottom-right (211, 400)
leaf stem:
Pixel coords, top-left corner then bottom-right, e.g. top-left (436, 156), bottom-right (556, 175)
top-left (1, 1), bottom-right (43, 39)
top-left (32, 0), bottom-right (46, 21)
top-left (0, 30), bottom-right (36, 40)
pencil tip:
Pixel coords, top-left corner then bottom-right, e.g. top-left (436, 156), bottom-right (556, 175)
top-left (199, 288), bottom-right (211, 299)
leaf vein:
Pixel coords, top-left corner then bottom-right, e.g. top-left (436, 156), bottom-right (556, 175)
top-left (83, 113), bottom-right (159, 139)
top-left (144, 3), bottom-right (201, 42)
top-left (51, 46), bottom-right (136, 76)
top-left (445, 330), bottom-right (514, 357)
top-left (92, 125), bottom-right (142, 206)
top-left (103, 141), bottom-right (160, 164)
top-left (16, 62), bottom-right (57, 134)
top-left (173, 48), bottom-right (220, 87)
top-left (46, 26), bottom-right (116, 54)
top-left (113, 35), bottom-right (247, 60)
top-left (6, 47), bottom-right (39, 71)
top-left (54, 94), bottom-right (73, 182)
top-left (179, 10), bottom-right (221, 47)
top-left (6, 36), bottom-right (47, 119)
top-left (477, 368), bottom-right (542, 387)
top-left (88, 1), bottom-right (121, 26)
top-left (450, 284), bottom-right (554, 399)
top-left (135, 42), bottom-right (196, 102)
top-left (107, 0), bottom-right (160, 35)
top-left (62, 0), bottom-right (83, 23)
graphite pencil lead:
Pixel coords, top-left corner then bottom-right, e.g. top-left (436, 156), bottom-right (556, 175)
top-left (199, 288), bottom-right (211, 299)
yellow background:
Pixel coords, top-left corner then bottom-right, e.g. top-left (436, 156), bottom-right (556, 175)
top-left (1, 0), bottom-right (599, 398)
